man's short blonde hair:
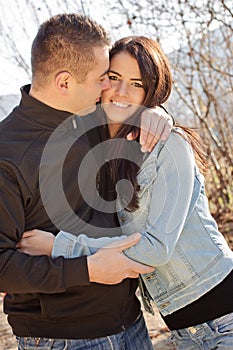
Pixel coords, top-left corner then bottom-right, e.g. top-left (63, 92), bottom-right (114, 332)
top-left (31, 13), bottom-right (111, 88)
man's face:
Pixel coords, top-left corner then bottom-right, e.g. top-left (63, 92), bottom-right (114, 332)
top-left (70, 46), bottom-right (111, 115)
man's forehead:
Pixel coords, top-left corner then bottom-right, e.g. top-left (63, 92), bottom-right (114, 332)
top-left (92, 46), bottom-right (110, 74)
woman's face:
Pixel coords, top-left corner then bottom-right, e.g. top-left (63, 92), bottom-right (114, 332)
top-left (101, 51), bottom-right (146, 133)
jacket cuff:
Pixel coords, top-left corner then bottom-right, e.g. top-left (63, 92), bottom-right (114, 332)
top-left (63, 256), bottom-right (90, 287)
top-left (52, 231), bottom-right (75, 258)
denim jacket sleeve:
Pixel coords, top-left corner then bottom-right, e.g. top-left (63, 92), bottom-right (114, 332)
top-left (123, 131), bottom-right (195, 266)
top-left (52, 231), bottom-right (126, 258)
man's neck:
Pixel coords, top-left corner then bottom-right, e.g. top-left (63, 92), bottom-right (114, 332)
top-left (29, 85), bottom-right (64, 112)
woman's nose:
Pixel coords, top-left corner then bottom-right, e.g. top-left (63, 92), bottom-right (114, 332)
top-left (116, 81), bottom-right (128, 96)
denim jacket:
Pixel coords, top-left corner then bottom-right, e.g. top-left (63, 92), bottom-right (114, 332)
top-left (53, 129), bottom-right (233, 316)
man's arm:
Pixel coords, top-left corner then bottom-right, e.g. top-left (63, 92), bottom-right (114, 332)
top-left (128, 106), bottom-right (174, 152)
top-left (0, 161), bottom-right (91, 293)
top-left (87, 233), bottom-right (154, 284)
top-left (2, 161), bottom-right (153, 292)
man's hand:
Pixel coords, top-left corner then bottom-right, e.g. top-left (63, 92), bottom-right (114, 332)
top-left (127, 106), bottom-right (173, 152)
top-left (87, 233), bottom-right (154, 284)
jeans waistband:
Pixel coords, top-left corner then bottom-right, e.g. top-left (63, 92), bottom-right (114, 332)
top-left (173, 311), bottom-right (233, 339)
top-left (173, 322), bottom-right (213, 339)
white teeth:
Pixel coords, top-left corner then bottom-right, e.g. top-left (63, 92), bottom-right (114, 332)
top-left (112, 101), bottom-right (130, 108)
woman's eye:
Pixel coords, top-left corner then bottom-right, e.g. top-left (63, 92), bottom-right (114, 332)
top-left (108, 75), bottom-right (119, 81)
top-left (132, 82), bottom-right (143, 88)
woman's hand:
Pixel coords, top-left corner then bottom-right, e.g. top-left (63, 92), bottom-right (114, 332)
top-left (16, 229), bottom-right (55, 256)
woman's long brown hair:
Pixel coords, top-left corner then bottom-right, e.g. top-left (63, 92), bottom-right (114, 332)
top-left (101, 36), bottom-right (208, 211)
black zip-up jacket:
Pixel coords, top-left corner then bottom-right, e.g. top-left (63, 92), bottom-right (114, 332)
top-left (0, 85), bottom-right (140, 339)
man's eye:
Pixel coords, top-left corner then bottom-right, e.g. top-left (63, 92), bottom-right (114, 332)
top-left (99, 74), bottom-right (108, 82)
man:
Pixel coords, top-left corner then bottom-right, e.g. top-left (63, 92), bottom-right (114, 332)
top-left (0, 13), bottom-right (172, 349)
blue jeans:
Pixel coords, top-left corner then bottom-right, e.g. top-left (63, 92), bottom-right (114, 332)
top-left (170, 311), bottom-right (233, 349)
top-left (16, 313), bottom-right (153, 350)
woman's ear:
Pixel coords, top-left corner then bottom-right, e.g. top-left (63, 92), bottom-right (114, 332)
top-left (55, 71), bottom-right (71, 95)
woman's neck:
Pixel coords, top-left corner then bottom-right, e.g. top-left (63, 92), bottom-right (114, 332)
top-left (107, 122), bottom-right (122, 137)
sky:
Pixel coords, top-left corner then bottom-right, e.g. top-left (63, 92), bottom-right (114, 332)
top-left (0, 0), bottom-right (183, 96)
top-left (0, 0), bottom-right (222, 96)
top-left (0, 0), bottom-right (114, 95)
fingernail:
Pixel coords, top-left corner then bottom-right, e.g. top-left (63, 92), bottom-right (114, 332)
top-left (141, 146), bottom-right (147, 153)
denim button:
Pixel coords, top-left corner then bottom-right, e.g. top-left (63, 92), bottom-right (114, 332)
top-left (188, 326), bottom-right (197, 334)
top-left (160, 302), bottom-right (170, 309)
top-left (145, 274), bottom-right (154, 281)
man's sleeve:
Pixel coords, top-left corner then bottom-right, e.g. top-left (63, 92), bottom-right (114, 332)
top-left (0, 161), bottom-right (90, 293)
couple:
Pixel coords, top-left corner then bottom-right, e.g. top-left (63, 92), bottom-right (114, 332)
top-left (19, 27), bottom-right (233, 350)
top-left (0, 12), bottom-right (172, 350)
top-left (1, 13), bottom-right (233, 350)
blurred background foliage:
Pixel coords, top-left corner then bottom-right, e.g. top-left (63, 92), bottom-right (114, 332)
top-left (0, 0), bottom-right (232, 247)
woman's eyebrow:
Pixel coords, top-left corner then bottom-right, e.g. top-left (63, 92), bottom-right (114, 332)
top-left (108, 70), bottom-right (142, 81)
top-left (108, 70), bottom-right (121, 76)
top-left (99, 68), bottom-right (110, 78)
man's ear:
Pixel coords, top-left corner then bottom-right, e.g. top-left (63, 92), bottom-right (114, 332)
top-left (55, 71), bottom-right (71, 95)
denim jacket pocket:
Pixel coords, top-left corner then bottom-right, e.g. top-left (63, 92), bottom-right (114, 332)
top-left (136, 162), bottom-right (157, 199)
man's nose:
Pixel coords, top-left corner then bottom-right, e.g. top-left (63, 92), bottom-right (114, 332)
top-left (102, 76), bottom-right (111, 91)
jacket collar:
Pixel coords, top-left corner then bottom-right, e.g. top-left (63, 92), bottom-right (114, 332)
top-left (18, 85), bottom-right (73, 129)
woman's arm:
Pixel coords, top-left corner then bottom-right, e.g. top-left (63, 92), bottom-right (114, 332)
top-left (123, 131), bottom-right (195, 266)
top-left (17, 229), bottom-right (126, 258)
top-left (18, 132), bottom-right (195, 266)
top-left (52, 231), bottom-right (126, 258)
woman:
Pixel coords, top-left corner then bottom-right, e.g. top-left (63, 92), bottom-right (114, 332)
top-left (18, 36), bottom-right (233, 349)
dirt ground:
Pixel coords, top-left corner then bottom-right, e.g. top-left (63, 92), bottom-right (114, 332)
top-left (0, 297), bottom-right (17, 350)
top-left (0, 295), bottom-right (175, 350)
